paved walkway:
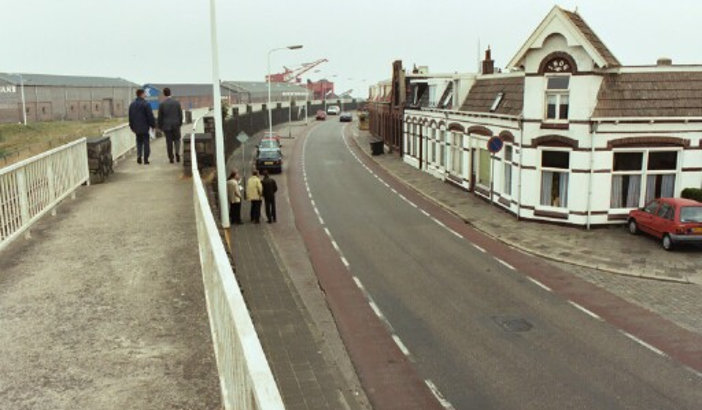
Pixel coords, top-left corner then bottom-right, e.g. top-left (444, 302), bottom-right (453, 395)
top-left (228, 123), bottom-right (369, 410)
top-left (0, 136), bottom-right (220, 409)
top-left (354, 131), bottom-right (702, 285)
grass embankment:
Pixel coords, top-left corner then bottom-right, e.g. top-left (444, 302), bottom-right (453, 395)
top-left (0, 118), bottom-right (126, 166)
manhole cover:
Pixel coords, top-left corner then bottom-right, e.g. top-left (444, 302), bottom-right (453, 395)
top-left (493, 316), bottom-right (533, 332)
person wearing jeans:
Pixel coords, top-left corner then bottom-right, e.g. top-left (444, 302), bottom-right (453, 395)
top-left (128, 89), bottom-right (155, 165)
top-left (246, 170), bottom-right (263, 223)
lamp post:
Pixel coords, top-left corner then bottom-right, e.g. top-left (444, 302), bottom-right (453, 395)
top-left (267, 44), bottom-right (302, 135)
top-left (16, 73), bottom-right (27, 126)
top-left (208, 0), bottom-right (229, 228)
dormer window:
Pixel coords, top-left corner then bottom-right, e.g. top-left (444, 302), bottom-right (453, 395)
top-left (545, 75), bottom-right (569, 121)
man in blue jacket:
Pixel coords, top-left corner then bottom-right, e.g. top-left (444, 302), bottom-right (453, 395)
top-left (128, 89), bottom-right (156, 165)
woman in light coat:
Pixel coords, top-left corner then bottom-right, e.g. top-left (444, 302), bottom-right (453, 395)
top-left (246, 170), bottom-right (263, 223)
top-left (227, 171), bottom-right (242, 224)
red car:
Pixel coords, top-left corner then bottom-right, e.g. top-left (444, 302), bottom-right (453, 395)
top-left (315, 110), bottom-right (326, 120)
top-left (627, 197), bottom-right (702, 250)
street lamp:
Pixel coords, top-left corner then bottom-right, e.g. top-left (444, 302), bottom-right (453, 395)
top-left (267, 44), bottom-right (303, 135)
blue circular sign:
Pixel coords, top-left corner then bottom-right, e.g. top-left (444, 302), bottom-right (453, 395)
top-left (487, 136), bottom-right (503, 153)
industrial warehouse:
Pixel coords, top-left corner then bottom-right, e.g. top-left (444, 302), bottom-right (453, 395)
top-left (0, 73), bottom-right (139, 123)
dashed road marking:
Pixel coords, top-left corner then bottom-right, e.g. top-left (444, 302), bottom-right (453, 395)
top-left (448, 229), bottom-right (463, 239)
top-left (472, 244), bottom-right (486, 253)
top-left (392, 334), bottom-right (411, 356)
top-left (324, 227), bottom-right (332, 237)
top-left (420, 209), bottom-right (430, 217)
top-left (684, 366), bottom-right (702, 379)
top-left (317, 215), bottom-right (325, 225)
top-left (424, 379), bottom-right (455, 410)
top-left (353, 276), bottom-right (365, 291)
top-left (527, 277), bottom-right (552, 292)
top-left (620, 330), bottom-right (666, 357)
top-left (331, 240), bottom-right (340, 252)
top-left (568, 301), bottom-right (602, 321)
top-left (341, 256), bottom-right (350, 268)
top-left (495, 258), bottom-right (515, 271)
top-left (433, 218), bottom-right (447, 229)
top-left (369, 300), bottom-right (384, 319)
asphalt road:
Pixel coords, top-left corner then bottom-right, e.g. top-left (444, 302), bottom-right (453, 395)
top-left (301, 120), bottom-right (702, 410)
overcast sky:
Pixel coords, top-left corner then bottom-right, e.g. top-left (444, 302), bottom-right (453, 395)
top-left (2, 0), bottom-right (700, 97)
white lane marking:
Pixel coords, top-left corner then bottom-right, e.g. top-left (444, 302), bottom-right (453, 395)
top-left (684, 366), bottom-right (702, 379)
top-left (398, 193), bottom-right (407, 201)
top-left (331, 240), bottom-right (340, 252)
top-left (420, 209), bottom-right (430, 217)
top-left (368, 300), bottom-right (384, 319)
top-left (448, 229), bottom-right (463, 239)
top-left (567, 301), bottom-right (602, 321)
top-left (472, 244), bottom-right (486, 253)
top-left (495, 258), bottom-right (516, 271)
top-left (392, 335), bottom-right (411, 356)
top-left (353, 276), bottom-right (365, 291)
top-left (527, 277), bottom-right (552, 292)
top-left (341, 256), bottom-right (350, 268)
top-left (310, 199), bottom-right (316, 207)
top-left (424, 379), bottom-right (456, 410)
top-left (620, 330), bottom-right (667, 357)
top-left (433, 218), bottom-right (447, 229)
top-left (390, 188), bottom-right (397, 194)
top-left (324, 227), bottom-right (332, 237)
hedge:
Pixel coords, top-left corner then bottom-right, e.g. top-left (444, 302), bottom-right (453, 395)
top-left (681, 188), bottom-right (702, 202)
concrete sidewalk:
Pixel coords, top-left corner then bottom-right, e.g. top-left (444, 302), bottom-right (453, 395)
top-left (0, 136), bottom-right (220, 409)
top-left (352, 130), bottom-right (702, 285)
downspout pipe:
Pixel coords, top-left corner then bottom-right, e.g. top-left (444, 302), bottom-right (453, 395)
top-left (517, 114), bottom-right (524, 221)
top-left (586, 121), bottom-right (598, 230)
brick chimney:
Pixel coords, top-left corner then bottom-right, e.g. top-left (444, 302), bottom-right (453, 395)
top-left (482, 47), bottom-right (495, 75)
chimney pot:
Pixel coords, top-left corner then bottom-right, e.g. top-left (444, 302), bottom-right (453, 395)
top-left (657, 57), bottom-right (672, 66)
top-left (482, 46), bottom-right (495, 75)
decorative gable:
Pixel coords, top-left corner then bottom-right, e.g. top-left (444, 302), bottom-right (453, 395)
top-left (507, 6), bottom-right (619, 72)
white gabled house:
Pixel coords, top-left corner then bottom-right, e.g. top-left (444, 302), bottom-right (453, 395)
top-left (402, 5), bottom-right (702, 227)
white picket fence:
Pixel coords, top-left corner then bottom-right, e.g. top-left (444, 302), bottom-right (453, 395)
top-left (0, 138), bottom-right (89, 251)
top-left (190, 115), bottom-right (285, 410)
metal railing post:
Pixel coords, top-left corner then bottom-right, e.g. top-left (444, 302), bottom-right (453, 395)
top-left (15, 168), bottom-right (30, 238)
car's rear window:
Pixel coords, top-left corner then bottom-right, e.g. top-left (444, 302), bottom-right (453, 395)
top-left (680, 206), bottom-right (702, 223)
top-left (259, 140), bottom-right (278, 149)
top-left (258, 150), bottom-right (280, 159)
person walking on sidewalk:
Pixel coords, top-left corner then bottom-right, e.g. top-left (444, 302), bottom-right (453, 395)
top-left (128, 89), bottom-right (155, 165)
top-left (246, 170), bottom-right (263, 223)
top-left (157, 87), bottom-right (183, 163)
top-left (227, 171), bottom-right (243, 225)
top-left (261, 171), bottom-right (278, 223)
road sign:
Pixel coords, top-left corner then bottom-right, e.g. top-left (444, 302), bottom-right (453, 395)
top-left (487, 136), bottom-right (503, 153)
top-left (236, 131), bottom-right (249, 144)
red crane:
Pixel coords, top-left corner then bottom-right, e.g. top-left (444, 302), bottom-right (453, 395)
top-left (266, 58), bottom-right (328, 83)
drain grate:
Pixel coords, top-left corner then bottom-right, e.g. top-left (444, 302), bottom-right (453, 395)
top-left (493, 316), bottom-right (533, 332)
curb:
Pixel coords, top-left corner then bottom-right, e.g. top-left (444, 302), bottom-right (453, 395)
top-left (348, 132), bottom-right (691, 285)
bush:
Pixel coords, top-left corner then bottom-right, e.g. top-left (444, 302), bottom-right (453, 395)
top-left (681, 188), bottom-right (702, 202)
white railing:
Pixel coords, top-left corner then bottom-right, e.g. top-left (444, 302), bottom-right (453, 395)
top-left (0, 138), bottom-right (89, 252)
top-left (190, 114), bottom-right (285, 410)
top-left (103, 123), bottom-right (134, 160)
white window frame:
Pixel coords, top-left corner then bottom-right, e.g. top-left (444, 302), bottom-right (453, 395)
top-left (544, 75), bottom-right (570, 122)
top-left (610, 148), bottom-right (681, 211)
top-left (449, 132), bottom-right (463, 176)
top-left (474, 141), bottom-right (491, 189)
top-left (538, 147), bottom-right (571, 210)
top-left (439, 129), bottom-right (446, 168)
top-left (503, 145), bottom-right (513, 197)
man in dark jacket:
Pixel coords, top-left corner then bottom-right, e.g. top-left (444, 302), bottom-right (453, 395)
top-left (128, 89), bottom-right (156, 164)
top-left (261, 171), bottom-right (278, 223)
top-left (157, 87), bottom-right (183, 163)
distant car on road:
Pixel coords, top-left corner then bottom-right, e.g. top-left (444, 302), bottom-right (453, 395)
top-left (326, 105), bottom-right (340, 115)
top-left (316, 110), bottom-right (327, 120)
top-left (255, 148), bottom-right (283, 174)
top-left (627, 197), bottom-right (702, 250)
top-left (339, 112), bottom-right (352, 122)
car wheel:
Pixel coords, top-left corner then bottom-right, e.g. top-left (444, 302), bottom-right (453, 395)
top-left (662, 234), bottom-right (673, 251)
top-left (627, 219), bottom-right (638, 235)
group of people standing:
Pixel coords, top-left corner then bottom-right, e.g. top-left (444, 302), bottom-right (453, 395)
top-left (227, 170), bottom-right (277, 225)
